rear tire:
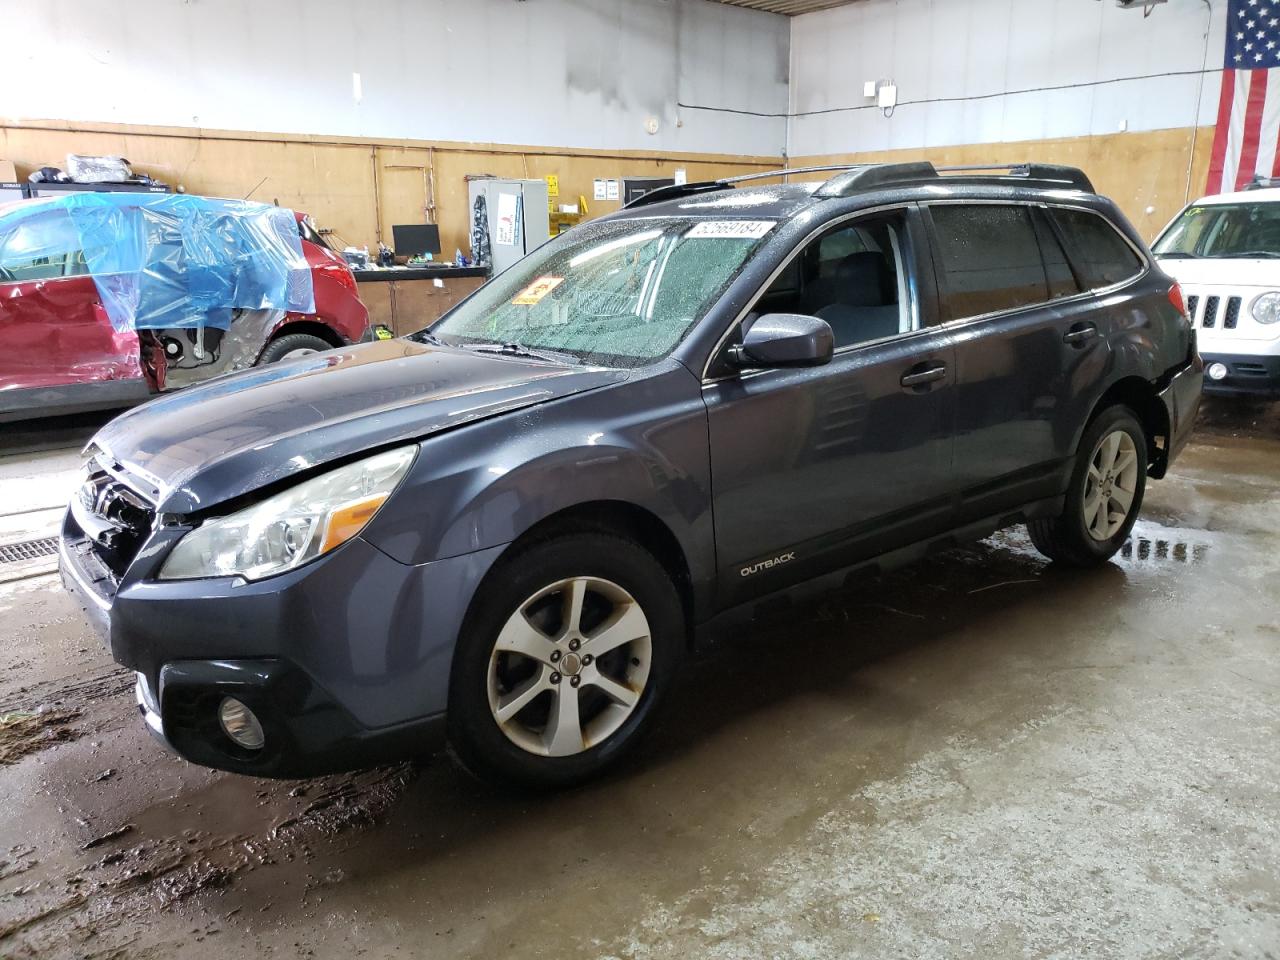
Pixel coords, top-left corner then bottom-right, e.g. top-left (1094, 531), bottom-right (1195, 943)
top-left (447, 532), bottom-right (684, 790)
top-left (1027, 405), bottom-right (1147, 567)
top-left (257, 333), bottom-right (333, 364)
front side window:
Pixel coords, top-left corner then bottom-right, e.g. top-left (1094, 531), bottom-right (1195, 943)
top-left (0, 209), bottom-right (91, 284)
top-left (754, 212), bottom-right (911, 349)
top-left (1152, 201), bottom-right (1280, 262)
top-left (1051, 207), bottom-right (1143, 289)
top-left (423, 217), bottom-right (770, 367)
top-left (930, 204), bottom-right (1048, 320)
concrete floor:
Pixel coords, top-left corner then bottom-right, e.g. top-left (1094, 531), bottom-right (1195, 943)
top-left (0, 401), bottom-right (1277, 959)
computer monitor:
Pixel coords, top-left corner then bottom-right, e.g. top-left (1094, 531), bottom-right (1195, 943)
top-left (392, 223), bottom-right (441, 257)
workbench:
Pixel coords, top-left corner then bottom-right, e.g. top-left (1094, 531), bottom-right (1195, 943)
top-left (354, 266), bottom-right (489, 336)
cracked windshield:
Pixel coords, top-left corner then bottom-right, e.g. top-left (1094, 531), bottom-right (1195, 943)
top-left (423, 217), bottom-right (773, 366)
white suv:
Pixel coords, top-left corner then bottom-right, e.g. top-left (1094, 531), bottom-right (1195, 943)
top-left (1154, 187), bottom-right (1280, 397)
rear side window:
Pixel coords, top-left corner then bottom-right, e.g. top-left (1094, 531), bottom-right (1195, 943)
top-left (1049, 208), bottom-right (1143, 289)
top-left (0, 210), bottom-right (92, 284)
top-left (929, 204), bottom-right (1048, 319)
top-left (1031, 208), bottom-right (1079, 300)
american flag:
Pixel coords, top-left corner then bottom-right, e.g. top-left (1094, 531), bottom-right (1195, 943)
top-left (1208, 0), bottom-right (1280, 193)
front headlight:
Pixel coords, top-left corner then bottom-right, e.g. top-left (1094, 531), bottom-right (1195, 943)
top-left (1252, 291), bottom-right (1280, 324)
top-left (159, 445), bottom-right (417, 581)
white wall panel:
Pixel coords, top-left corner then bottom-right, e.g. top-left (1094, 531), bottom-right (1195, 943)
top-left (788, 0), bottom-right (1225, 157)
top-left (1, 0), bottom-right (789, 157)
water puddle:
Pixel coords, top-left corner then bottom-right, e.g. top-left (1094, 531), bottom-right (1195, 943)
top-left (1115, 519), bottom-right (1214, 568)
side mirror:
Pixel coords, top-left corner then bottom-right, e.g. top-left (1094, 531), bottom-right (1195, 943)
top-left (728, 313), bottom-right (834, 369)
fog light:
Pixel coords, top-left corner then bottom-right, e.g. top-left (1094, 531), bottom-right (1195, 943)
top-left (218, 697), bottom-right (265, 751)
top-left (1208, 362), bottom-right (1228, 381)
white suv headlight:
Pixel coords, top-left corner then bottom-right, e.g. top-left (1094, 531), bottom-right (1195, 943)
top-left (159, 445), bottom-right (417, 581)
top-left (1252, 291), bottom-right (1280, 324)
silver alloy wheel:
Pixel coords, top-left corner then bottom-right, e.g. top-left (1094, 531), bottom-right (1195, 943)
top-left (279, 347), bottom-right (319, 361)
top-left (1083, 429), bottom-right (1139, 541)
top-left (486, 576), bottom-right (652, 757)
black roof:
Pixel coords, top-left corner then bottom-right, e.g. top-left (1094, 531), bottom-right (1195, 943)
top-left (610, 162), bottom-right (1097, 221)
top-left (611, 182), bottom-right (824, 222)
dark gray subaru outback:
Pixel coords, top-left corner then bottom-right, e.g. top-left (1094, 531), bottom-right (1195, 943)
top-left (60, 163), bottom-right (1203, 786)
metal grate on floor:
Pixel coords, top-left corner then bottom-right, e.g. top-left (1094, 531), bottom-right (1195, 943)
top-left (0, 537), bottom-right (59, 565)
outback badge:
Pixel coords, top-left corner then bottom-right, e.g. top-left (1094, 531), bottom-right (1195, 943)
top-left (740, 551), bottom-right (796, 577)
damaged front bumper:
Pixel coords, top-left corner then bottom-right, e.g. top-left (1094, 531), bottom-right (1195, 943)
top-left (58, 497), bottom-right (502, 778)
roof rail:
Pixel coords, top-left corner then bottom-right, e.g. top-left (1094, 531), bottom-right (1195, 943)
top-left (937, 163), bottom-right (1095, 192)
top-left (816, 161), bottom-right (1095, 198)
top-left (719, 164), bottom-right (860, 185)
top-left (623, 161), bottom-right (1095, 210)
top-left (622, 180), bottom-right (726, 209)
top-left (622, 164), bottom-right (862, 209)
top-left (815, 162), bottom-right (939, 197)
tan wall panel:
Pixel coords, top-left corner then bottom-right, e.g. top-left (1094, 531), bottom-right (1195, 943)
top-left (790, 126), bottom-right (1217, 242)
top-left (1, 120), bottom-right (779, 260)
top-left (431, 150), bottom-right (527, 257)
top-left (357, 282), bottom-right (394, 331)
top-left (356, 277), bottom-right (487, 336)
top-left (0, 124), bottom-right (380, 246)
top-left (374, 145), bottom-right (432, 249)
top-left (2, 119), bottom-right (1217, 255)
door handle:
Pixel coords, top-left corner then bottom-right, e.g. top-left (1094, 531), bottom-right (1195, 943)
top-left (1063, 323), bottom-right (1099, 345)
top-left (900, 364), bottom-right (947, 388)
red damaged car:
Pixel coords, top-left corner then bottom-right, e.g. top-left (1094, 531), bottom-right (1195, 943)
top-left (0, 197), bottom-right (371, 422)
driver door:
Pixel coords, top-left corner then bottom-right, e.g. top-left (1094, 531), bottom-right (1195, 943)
top-left (701, 205), bottom-right (956, 606)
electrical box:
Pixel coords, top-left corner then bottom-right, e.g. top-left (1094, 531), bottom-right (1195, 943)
top-left (467, 178), bottom-right (550, 273)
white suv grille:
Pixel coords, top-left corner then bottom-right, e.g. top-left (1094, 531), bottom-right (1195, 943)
top-left (1185, 293), bottom-right (1244, 330)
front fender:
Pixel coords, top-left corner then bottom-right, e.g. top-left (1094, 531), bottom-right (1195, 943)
top-left (362, 361), bottom-right (715, 588)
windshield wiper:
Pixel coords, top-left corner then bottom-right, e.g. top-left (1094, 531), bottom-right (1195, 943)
top-left (1219, 250), bottom-right (1280, 259)
top-left (463, 341), bottom-right (574, 364)
top-left (1155, 251), bottom-right (1200, 259)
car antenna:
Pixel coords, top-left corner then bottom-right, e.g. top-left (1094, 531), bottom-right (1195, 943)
top-left (242, 176), bottom-right (269, 201)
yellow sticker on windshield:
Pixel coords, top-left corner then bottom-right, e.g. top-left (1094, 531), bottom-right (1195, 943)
top-left (512, 276), bottom-right (564, 305)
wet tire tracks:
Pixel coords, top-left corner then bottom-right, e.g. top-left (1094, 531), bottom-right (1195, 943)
top-left (1, 763), bottom-right (419, 955)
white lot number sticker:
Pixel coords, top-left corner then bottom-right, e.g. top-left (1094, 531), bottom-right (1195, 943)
top-left (685, 220), bottom-right (775, 240)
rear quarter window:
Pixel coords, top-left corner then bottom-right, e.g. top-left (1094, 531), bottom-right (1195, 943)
top-left (0, 209), bottom-right (92, 283)
top-left (1050, 208), bottom-right (1143, 289)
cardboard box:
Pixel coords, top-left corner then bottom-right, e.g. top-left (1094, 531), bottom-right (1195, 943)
top-left (0, 160), bottom-right (16, 181)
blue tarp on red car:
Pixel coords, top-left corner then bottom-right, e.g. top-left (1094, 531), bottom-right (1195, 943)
top-left (0, 194), bottom-right (315, 331)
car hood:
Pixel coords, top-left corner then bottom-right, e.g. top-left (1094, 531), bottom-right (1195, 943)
top-left (1158, 256), bottom-right (1280, 288)
top-left (91, 339), bottom-right (628, 514)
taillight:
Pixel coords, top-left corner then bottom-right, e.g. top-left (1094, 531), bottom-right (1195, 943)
top-left (1168, 281), bottom-right (1188, 319)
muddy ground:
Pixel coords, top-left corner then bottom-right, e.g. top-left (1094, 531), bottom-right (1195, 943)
top-left (0, 400), bottom-right (1277, 959)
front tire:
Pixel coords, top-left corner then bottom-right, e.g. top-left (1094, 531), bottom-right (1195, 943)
top-left (447, 532), bottom-right (684, 789)
top-left (1027, 405), bottom-right (1147, 567)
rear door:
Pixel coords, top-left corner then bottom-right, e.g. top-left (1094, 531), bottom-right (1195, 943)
top-left (926, 201), bottom-right (1111, 522)
top-left (0, 208), bottom-right (144, 393)
top-left (702, 204), bottom-right (957, 606)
